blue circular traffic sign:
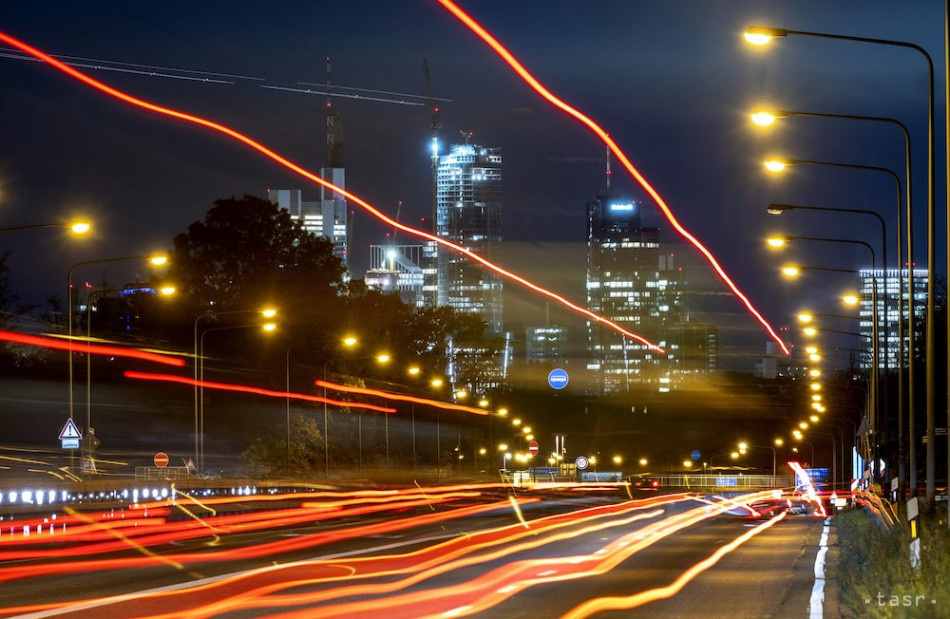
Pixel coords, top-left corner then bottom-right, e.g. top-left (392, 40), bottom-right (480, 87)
top-left (691, 450), bottom-right (702, 461)
top-left (548, 368), bottom-right (569, 390)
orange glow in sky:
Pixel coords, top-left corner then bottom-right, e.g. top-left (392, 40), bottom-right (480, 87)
top-left (0, 31), bottom-right (662, 354)
top-left (437, 0), bottom-right (791, 356)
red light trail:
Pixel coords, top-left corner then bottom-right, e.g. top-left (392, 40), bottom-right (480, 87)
top-left (124, 371), bottom-right (397, 413)
top-left (437, 0), bottom-right (791, 356)
top-left (563, 511), bottom-right (788, 617)
top-left (315, 379), bottom-right (489, 415)
top-left (0, 330), bottom-right (185, 366)
top-left (0, 31), bottom-right (662, 354)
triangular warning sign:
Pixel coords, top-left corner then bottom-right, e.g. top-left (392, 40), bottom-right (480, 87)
top-left (59, 418), bottom-right (83, 440)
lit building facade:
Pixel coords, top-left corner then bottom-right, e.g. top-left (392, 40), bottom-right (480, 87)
top-left (435, 144), bottom-right (503, 334)
top-left (585, 196), bottom-right (686, 394)
top-left (268, 178), bottom-right (348, 266)
top-left (364, 244), bottom-right (427, 307)
top-left (858, 268), bottom-right (928, 370)
top-left (525, 326), bottom-right (568, 364)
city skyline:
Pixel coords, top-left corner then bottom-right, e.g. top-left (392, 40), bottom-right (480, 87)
top-left (1, 1), bottom-right (945, 373)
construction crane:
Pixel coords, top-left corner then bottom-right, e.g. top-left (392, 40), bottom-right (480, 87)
top-left (423, 58), bottom-right (442, 306)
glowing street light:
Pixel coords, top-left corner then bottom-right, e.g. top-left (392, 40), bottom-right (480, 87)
top-left (781, 265), bottom-right (801, 278)
top-left (612, 455), bottom-right (623, 465)
top-left (763, 159), bottom-right (787, 173)
top-left (70, 221), bottom-right (92, 235)
top-left (431, 378), bottom-right (444, 388)
top-left (797, 312), bottom-right (814, 323)
top-left (743, 26), bottom-right (787, 46)
top-left (841, 293), bottom-right (860, 306)
top-left (342, 335), bottom-right (358, 347)
top-left (766, 235), bottom-right (787, 249)
top-left (750, 111), bottom-right (784, 126)
top-left (639, 457), bottom-right (648, 466)
top-left (774, 438), bottom-right (784, 447)
top-left (803, 327), bottom-right (817, 338)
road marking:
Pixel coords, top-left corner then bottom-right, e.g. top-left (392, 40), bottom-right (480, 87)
top-left (809, 517), bottom-right (831, 619)
top-left (15, 531), bottom-right (459, 618)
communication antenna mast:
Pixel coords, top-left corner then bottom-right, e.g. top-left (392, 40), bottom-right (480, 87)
top-left (325, 56), bottom-right (343, 167)
top-left (459, 129), bottom-right (474, 144)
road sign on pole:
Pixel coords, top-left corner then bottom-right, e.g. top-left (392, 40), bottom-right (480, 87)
top-left (575, 456), bottom-right (589, 470)
top-left (547, 368), bottom-right (569, 390)
top-left (154, 452), bottom-right (169, 468)
top-left (59, 418), bottom-right (82, 449)
top-left (528, 441), bottom-right (539, 455)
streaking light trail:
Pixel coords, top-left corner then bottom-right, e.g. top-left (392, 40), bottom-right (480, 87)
top-left (437, 0), bottom-right (790, 356)
top-left (563, 511), bottom-right (788, 617)
top-left (315, 379), bottom-right (489, 416)
top-left (124, 371), bottom-right (397, 413)
top-left (0, 31), bottom-right (662, 353)
top-left (0, 329), bottom-right (185, 366)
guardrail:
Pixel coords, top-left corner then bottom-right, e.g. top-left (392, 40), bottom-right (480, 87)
top-left (134, 466), bottom-right (191, 481)
top-left (656, 474), bottom-right (794, 489)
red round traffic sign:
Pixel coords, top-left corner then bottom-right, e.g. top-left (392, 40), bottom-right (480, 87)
top-left (154, 452), bottom-right (169, 468)
top-left (528, 441), bottom-right (539, 455)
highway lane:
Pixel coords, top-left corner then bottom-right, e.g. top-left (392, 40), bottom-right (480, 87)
top-left (0, 487), bottom-right (827, 618)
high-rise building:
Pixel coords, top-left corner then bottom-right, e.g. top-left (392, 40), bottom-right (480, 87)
top-left (267, 60), bottom-right (348, 266)
top-left (525, 326), bottom-right (568, 364)
top-left (435, 143), bottom-right (503, 334)
top-left (858, 268), bottom-right (928, 370)
top-left (585, 196), bottom-right (686, 394)
top-left (267, 182), bottom-right (348, 266)
top-left (364, 244), bottom-right (427, 307)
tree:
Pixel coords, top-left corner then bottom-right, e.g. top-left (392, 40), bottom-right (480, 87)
top-left (168, 195), bottom-right (345, 318)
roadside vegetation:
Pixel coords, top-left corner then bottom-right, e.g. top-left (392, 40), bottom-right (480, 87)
top-left (836, 507), bottom-right (950, 617)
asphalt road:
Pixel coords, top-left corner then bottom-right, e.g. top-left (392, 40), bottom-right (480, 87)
top-left (0, 487), bottom-right (829, 618)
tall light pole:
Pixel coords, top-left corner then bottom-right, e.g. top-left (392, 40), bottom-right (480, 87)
top-left (286, 335), bottom-right (357, 473)
top-left (84, 284), bottom-right (175, 459)
top-left (753, 112), bottom-right (915, 499)
top-left (768, 201), bottom-right (895, 483)
top-left (740, 443), bottom-right (778, 487)
top-left (198, 321), bottom-right (276, 471)
top-left (769, 234), bottom-right (880, 473)
top-left (193, 306), bottom-right (276, 470)
top-left (67, 254), bottom-right (167, 422)
top-left (745, 21), bottom-right (939, 510)
top-left (0, 221), bottom-right (91, 235)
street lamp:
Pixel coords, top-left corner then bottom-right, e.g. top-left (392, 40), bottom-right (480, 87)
top-left (768, 201), bottom-right (893, 460)
top-left (82, 284), bottom-right (175, 459)
top-left (193, 306), bottom-right (277, 470)
top-left (768, 234), bottom-right (881, 467)
top-left (286, 334), bottom-right (358, 472)
top-left (743, 19), bottom-right (939, 512)
top-left (199, 321), bottom-right (276, 470)
top-left (67, 254), bottom-right (169, 422)
top-left (739, 442), bottom-right (778, 487)
top-left (0, 220), bottom-right (92, 235)
top-left (751, 107), bottom-right (916, 503)
top-left (321, 351), bottom-right (391, 473)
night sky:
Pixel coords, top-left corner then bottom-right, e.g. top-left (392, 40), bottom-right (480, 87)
top-left (0, 1), bottom-right (945, 370)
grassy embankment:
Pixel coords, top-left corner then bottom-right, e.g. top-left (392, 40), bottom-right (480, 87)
top-left (835, 507), bottom-right (950, 618)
